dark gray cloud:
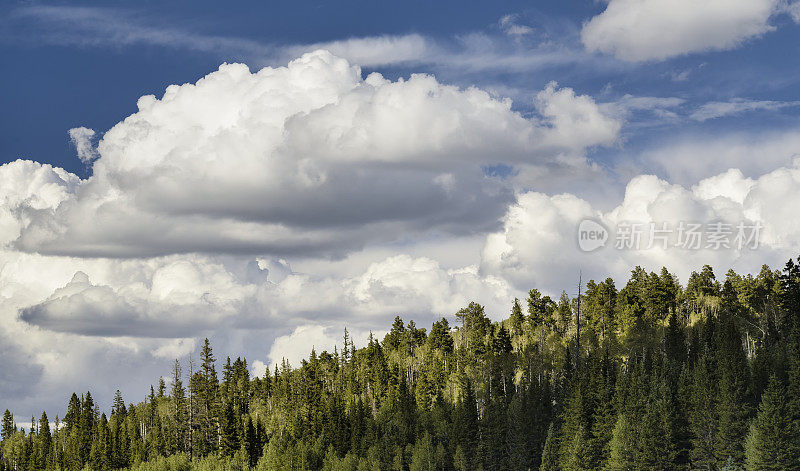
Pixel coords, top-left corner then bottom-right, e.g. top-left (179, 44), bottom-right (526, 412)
top-left (0, 334), bottom-right (43, 400)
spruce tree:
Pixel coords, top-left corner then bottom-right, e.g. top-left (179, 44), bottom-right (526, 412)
top-left (410, 432), bottom-right (436, 471)
top-left (112, 390), bottom-right (126, 417)
top-left (171, 358), bottom-right (187, 453)
top-left (453, 380), bottom-right (478, 469)
top-left (507, 389), bottom-right (531, 471)
top-left (1, 410), bottom-right (14, 440)
top-left (511, 298), bottom-right (525, 339)
top-left (219, 399), bottom-right (239, 457)
top-left (714, 312), bottom-right (750, 467)
top-left (198, 338), bottom-right (219, 456)
top-left (607, 413), bottom-right (637, 470)
top-left (540, 422), bottom-right (559, 471)
top-left (37, 412), bottom-right (51, 469)
top-left (690, 355), bottom-right (718, 470)
top-left (562, 424), bottom-right (590, 471)
top-left (245, 416), bottom-right (258, 467)
top-left (744, 376), bottom-right (800, 470)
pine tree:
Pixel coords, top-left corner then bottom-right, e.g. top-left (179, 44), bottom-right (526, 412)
top-left (78, 391), bottom-right (95, 465)
top-left (219, 399), bottom-right (239, 457)
top-left (511, 298), bottom-right (525, 339)
top-left (244, 416), bottom-right (258, 467)
top-left (744, 376), bottom-right (800, 470)
top-left (528, 289), bottom-right (551, 329)
top-left (507, 388), bottom-right (532, 471)
top-left (606, 412), bottom-right (637, 470)
top-left (146, 413), bottom-right (165, 460)
top-left (714, 312), bottom-right (750, 467)
top-left (1, 410), bottom-right (14, 440)
top-left (91, 413), bottom-right (112, 470)
top-left (558, 383), bottom-right (588, 469)
top-left (112, 390), bottom-right (126, 417)
top-left (585, 361), bottom-right (615, 469)
top-left (157, 377), bottom-right (166, 398)
top-left (171, 358), bottom-right (187, 453)
top-left (37, 412), bottom-right (51, 469)
top-left (638, 379), bottom-right (679, 470)
top-left (540, 422), bottom-right (559, 471)
top-left (690, 355), bottom-right (718, 470)
top-left (478, 397), bottom-right (508, 470)
top-left (410, 432), bottom-right (437, 471)
top-left (563, 423), bottom-right (591, 471)
top-left (453, 445), bottom-right (468, 471)
top-left (453, 380), bottom-right (479, 468)
top-left (198, 338), bottom-right (219, 457)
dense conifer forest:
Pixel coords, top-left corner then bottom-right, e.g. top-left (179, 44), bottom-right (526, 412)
top-left (3, 257), bottom-right (800, 471)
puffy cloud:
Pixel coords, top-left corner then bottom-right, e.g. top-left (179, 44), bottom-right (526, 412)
top-left (345, 254), bottom-right (510, 317)
top-left (263, 324), bottom-right (394, 370)
top-left (0, 249), bottom-right (199, 414)
top-left (532, 82), bottom-right (621, 152)
top-left (0, 160), bottom-right (81, 246)
top-left (692, 168), bottom-right (755, 203)
top-left (481, 191), bottom-right (601, 293)
top-left (19, 262), bottom-right (257, 337)
top-left (482, 161), bottom-right (800, 294)
top-left (68, 127), bottom-right (99, 163)
top-left (13, 250), bottom-right (509, 340)
top-left (12, 51), bottom-right (619, 259)
top-left (267, 325), bottom-right (340, 369)
top-left (581, 0), bottom-right (779, 61)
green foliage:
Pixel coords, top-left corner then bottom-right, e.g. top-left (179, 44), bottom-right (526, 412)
top-left (540, 422), bottom-right (559, 471)
top-left (127, 453), bottom-right (192, 471)
top-left (744, 376), bottom-right (800, 470)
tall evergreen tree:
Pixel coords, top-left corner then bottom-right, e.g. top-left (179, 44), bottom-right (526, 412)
top-left (1, 411), bottom-right (14, 441)
top-left (714, 309), bottom-right (751, 467)
top-left (171, 358), bottom-right (187, 453)
top-left (37, 412), bottom-right (51, 469)
top-left (744, 376), bottom-right (800, 470)
top-left (218, 400), bottom-right (239, 457)
top-left (540, 422), bottom-right (559, 471)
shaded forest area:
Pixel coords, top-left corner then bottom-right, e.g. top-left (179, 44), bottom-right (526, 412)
top-left (3, 258), bottom-right (800, 470)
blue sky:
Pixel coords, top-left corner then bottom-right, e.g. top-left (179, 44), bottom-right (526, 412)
top-left (4, 0), bottom-right (800, 417)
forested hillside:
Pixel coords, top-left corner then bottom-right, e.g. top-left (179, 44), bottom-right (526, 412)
top-left (3, 258), bottom-right (800, 471)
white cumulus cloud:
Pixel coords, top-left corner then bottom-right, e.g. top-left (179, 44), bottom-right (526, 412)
top-left (482, 162), bottom-right (800, 294)
top-left (581, 0), bottom-right (779, 61)
top-left (68, 127), bottom-right (99, 163)
top-left (11, 51), bottom-right (619, 259)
